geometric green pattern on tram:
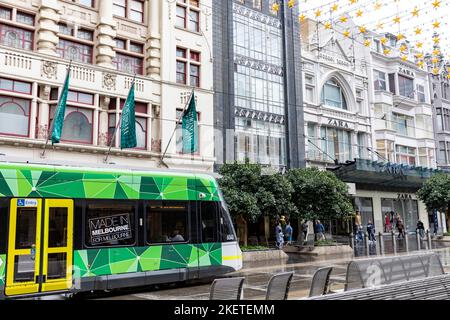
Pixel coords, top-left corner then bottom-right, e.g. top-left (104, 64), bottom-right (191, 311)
top-left (73, 243), bottom-right (222, 278)
top-left (0, 254), bottom-right (5, 286)
top-left (0, 163), bottom-right (221, 201)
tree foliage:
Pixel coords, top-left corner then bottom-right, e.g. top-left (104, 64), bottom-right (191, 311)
top-left (417, 173), bottom-right (450, 212)
top-left (287, 168), bottom-right (354, 221)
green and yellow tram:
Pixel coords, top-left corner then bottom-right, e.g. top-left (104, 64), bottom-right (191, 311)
top-left (0, 161), bottom-right (242, 299)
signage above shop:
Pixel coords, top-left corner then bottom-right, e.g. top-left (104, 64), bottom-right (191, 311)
top-left (318, 53), bottom-right (352, 68)
top-left (327, 118), bottom-right (350, 129)
top-left (378, 163), bottom-right (406, 178)
top-left (398, 66), bottom-right (415, 78)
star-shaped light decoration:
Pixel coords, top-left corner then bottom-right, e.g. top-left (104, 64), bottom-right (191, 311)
top-left (383, 48), bottom-right (391, 55)
top-left (396, 33), bottom-right (404, 41)
top-left (376, 22), bottom-right (384, 30)
top-left (359, 25), bottom-right (366, 34)
top-left (433, 67), bottom-right (439, 75)
top-left (414, 28), bottom-right (422, 35)
top-left (364, 39), bottom-right (371, 47)
top-left (331, 3), bottom-right (338, 12)
top-left (272, 2), bottom-right (280, 13)
top-left (324, 21), bottom-right (332, 29)
top-left (393, 16), bottom-right (401, 24)
top-left (374, 1), bottom-right (382, 10)
top-left (412, 7), bottom-right (420, 17)
top-left (433, 21), bottom-right (440, 29)
top-left (415, 52), bottom-right (424, 59)
top-left (288, 0), bottom-right (295, 8)
top-left (356, 9), bottom-right (363, 17)
top-left (299, 13), bottom-right (306, 22)
top-left (401, 55), bottom-right (408, 61)
top-left (399, 44), bottom-right (407, 53)
top-left (433, 49), bottom-right (441, 56)
top-left (315, 8), bottom-right (322, 17)
top-left (432, 57), bottom-right (439, 64)
top-left (380, 37), bottom-right (388, 45)
top-left (433, 36), bottom-right (440, 44)
top-left (343, 29), bottom-right (351, 38)
top-left (349, 0), bottom-right (358, 4)
top-left (340, 15), bottom-right (348, 23)
top-left (417, 60), bottom-right (424, 68)
top-left (416, 41), bottom-right (423, 48)
top-left (432, 0), bottom-right (441, 9)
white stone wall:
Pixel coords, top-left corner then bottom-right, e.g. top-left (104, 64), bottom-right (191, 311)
top-left (0, 0), bottom-right (215, 172)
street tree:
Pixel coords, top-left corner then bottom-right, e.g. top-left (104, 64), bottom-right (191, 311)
top-left (417, 173), bottom-right (450, 214)
top-left (287, 168), bottom-right (354, 225)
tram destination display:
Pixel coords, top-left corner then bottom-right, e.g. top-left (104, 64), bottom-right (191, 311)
top-left (89, 213), bottom-right (132, 244)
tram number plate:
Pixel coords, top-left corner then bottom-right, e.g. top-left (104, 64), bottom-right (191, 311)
top-left (17, 199), bottom-right (38, 207)
top-left (88, 213), bottom-right (132, 245)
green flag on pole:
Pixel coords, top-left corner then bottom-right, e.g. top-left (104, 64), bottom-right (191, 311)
top-left (120, 82), bottom-right (137, 149)
top-left (51, 69), bottom-right (70, 145)
top-left (182, 91), bottom-right (198, 154)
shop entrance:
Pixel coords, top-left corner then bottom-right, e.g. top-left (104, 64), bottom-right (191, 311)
top-left (381, 198), bottom-right (419, 232)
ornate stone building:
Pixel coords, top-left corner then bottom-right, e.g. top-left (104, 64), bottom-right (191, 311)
top-left (0, 0), bottom-right (214, 171)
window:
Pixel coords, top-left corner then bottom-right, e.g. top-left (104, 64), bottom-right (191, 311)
top-left (0, 96), bottom-right (30, 137)
top-left (376, 140), bottom-right (394, 162)
top-left (78, 0), bottom-right (95, 7)
top-left (374, 70), bottom-right (387, 91)
top-left (113, 39), bottom-right (144, 75)
top-left (176, 108), bottom-right (199, 154)
top-left (176, 47), bottom-right (201, 87)
top-left (439, 142), bottom-right (450, 164)
top-left (176, 0), bottom-right (200, 32)
top-left (57, 26), bottom-right (94, 64)
top-left (16, 12), bottom-right (34, 26)
top-left (0, 7), bottom-right (11, 20)
top-left (85, 202), bottom-right (136, 247)
top-left (437, 108), bottom-right (444, 131)
top-left (307, 123), bottom-right (318, 160)
top-left (392, 113), bottom-right (414, 137)
top-left (321, 79), bottom-right (348, 110)
top-left (253, 0), bottom-right (262, 10)
top-left (398, 75), bottom-right (414, 98)
top-left (395, 145), bottom-right (416, 166)
top-left (388, 73), bottom-right (396, 94)
top-left (201, 202), bottom-right (218, 243)
top-left (0, 24), bottom-right (33, 50)
top-left (357, 133), bottom-right (368, 159)
top-left (417, 84), bottom-right (426, 103)
top-left (113, 0), bottom-right (144, 23)
top-left (0, 77), bottom-right (31, 94)
top-left (49, 90), bottom-right (94, 144)
top-left (146, 202), bottom-right (189, 244)
top-left (320, 126), bottom-right (352, 163)
top-left (220, 205), bottom-right (236, 242)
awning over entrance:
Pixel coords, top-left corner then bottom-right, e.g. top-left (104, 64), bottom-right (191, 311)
top-left (331, 159), bottom-right (444, 189)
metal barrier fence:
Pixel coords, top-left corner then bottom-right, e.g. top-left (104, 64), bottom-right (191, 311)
top-left (350, 230), bottom-right (434, 257)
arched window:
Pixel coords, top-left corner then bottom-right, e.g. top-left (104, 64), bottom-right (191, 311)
top-left (135, 117), bottom-right (147, 149)
top-left (0, 97), bottom-right (30, 136)
top-left (321, 79), bottom-right (348, 110)
top-left (60, 109), bottom-right (92, 144)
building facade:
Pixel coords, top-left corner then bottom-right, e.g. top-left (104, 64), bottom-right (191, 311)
top-left (300, 17), bottom-right (438, 234)
top-left (0, 0), bottom-right (215, 171)
top-left (213, 0), bottom-right (305, 171)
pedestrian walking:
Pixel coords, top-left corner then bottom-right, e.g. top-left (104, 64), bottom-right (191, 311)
top-left (416, 220), bottom-right (425, 239)
top-left (384, 213), bottom-right (391, 232)
top-left (315, 220), bottom-right (325, 241)
top-left (275, 221), bottom-right (284, 249)
top-left (397, 218), bottom-right (405, 239)
top-left (285, 221), bottom-right (293, 245)
top-left (301, 220), bottom-right (309, 245)
top-left (367, 220), bottom-right (376, 242)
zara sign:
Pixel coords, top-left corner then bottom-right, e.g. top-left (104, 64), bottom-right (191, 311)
top-left (327, 118), bottom-right (350, 129)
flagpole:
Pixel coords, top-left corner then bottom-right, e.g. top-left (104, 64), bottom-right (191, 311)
top-left (104, 74), bottom-right (136, 164)
top-left (41, 60), bottom-right (72, 158)
top-left (159, 87), bottom-right (195, 168)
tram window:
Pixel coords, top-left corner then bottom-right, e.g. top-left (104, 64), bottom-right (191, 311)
top-left (15, 208), bottom-right (37, 249)
top-left (200, 201), bottom-right (218, 243)
top-left (85, 203), bottom-right (135, 247)
top-left (220, 206), bottom-right (236, 242)
top-left (146, 202), bottom-right (189, 244)
top-left (48, 207), bottom-right (68, 247)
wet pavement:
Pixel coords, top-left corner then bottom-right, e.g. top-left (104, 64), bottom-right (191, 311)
top-left (26, 240), bottom-right (450, 300)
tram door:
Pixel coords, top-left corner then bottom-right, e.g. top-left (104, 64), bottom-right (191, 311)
top-left (5, 199), bottom-right (73, 296)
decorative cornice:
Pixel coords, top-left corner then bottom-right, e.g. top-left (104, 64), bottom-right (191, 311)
top-left (234, 55), bottom-right (283, 76)
top-left (234, 107), bottom-right (285, 124)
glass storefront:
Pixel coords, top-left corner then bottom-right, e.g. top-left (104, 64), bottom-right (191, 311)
top-left (381, 198), bottom-right (419, 232)
top-left (354, 197), bottom-right (374, 229)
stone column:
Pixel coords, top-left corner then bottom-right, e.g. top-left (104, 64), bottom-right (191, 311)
top-left (146, 0), bottom-right (161, 79)
top-left (37, 0), bottom-right (60, 56)
top-left (29, 82), bottom-right (39, 139)
top-left (37, 85), bottom-right (51, 140)
top-left (98, 96), bottom-right (110, 146)
top-left (96, 0), bottom-right (116, 68)
top-left (151, 104), bottom-right (161, 152)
